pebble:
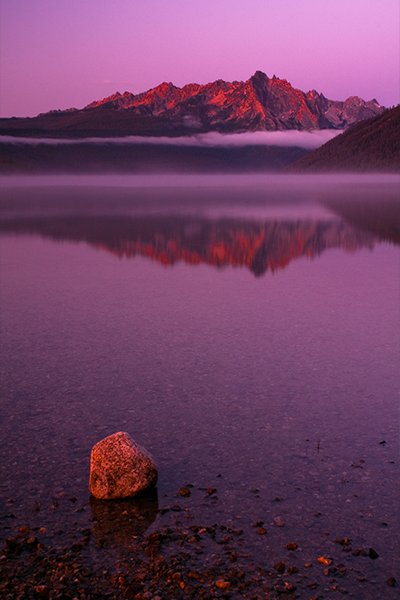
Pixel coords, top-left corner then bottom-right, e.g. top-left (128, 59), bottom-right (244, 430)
top-left (287, 566), bottom-right (299, 574)
top-left (257, 527), bottom-right (267, 535)
top-left (215, 579), bottom-right (230, 588)
top-left (285, 542), bottom-right (298, 550)
top-left (19, 526), bottom-right (30, 535)
top-left (335, 537), bottom-right (351, 546)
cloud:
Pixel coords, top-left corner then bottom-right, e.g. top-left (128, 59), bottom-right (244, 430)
top-left (0, 130), bottom-right (341, 149)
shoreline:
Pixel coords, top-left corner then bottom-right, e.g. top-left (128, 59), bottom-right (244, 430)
top-left (1, 487), bottom-right (397, 600)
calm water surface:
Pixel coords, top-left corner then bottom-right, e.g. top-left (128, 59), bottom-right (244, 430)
top-left (0, 175), bottom-right (399, 597)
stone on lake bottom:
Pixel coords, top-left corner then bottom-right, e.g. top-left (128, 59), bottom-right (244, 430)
top-left (89, 432), bottom-right (158, 499)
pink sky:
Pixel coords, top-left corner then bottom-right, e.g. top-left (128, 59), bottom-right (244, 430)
top-left (1, 0), bottom-right (399, 118)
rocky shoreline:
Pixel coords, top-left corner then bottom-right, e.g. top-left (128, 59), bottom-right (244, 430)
top-left (1, 484), bottom-right (397, 600)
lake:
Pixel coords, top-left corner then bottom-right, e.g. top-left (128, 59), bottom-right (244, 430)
top-left (0, 174), bottom-right (399, 599)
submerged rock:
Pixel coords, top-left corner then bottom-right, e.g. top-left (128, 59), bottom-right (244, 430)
top-left (89, 432), bottom-right (157, 499)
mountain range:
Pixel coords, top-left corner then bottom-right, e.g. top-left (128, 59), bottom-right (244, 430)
top-left (0, 71), bottom-right (384, 138)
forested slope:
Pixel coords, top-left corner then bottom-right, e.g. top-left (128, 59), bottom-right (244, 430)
top-left (286, 106), bottom-right (400, 172)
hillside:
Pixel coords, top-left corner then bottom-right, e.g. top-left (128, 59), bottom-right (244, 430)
top-left (286, 106), bottom-right (400, 173)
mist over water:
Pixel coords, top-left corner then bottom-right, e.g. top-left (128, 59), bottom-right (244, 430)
top-left (0, 130), bottom-right (341, 149)
top-left (1, 172), bottom-right (398, 189)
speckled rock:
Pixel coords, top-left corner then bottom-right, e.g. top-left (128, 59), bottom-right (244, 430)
top-left (89, 432), bottom-right (158, 499)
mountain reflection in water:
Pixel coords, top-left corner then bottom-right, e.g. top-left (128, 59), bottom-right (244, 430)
top-left (0, 176), bottom-right (398, 275)
top-left (0, 214), bottom-right (386, 276)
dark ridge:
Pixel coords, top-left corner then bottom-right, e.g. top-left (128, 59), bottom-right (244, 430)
top-left (0, 142), bottom-right (309, 174)
top-left (0, 110), bottom-right (179, 139)
top-left (285, 105), bottom-right (400, 173)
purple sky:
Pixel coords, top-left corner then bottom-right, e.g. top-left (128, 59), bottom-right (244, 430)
top-left (1, 0), bottom-right (399, 118)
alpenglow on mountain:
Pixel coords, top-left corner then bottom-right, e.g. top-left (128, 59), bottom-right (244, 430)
top-left (0, 71), bottom-right (384, 139)
top-left (83, 70), bottom-right (384, 133)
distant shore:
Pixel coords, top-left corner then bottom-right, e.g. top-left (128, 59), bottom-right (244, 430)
top-left (1, 138), bottom-right (398, 174)
top-left (0, 140), bottom-right (310, 174)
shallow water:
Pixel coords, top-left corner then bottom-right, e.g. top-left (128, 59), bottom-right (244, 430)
top-left (0, 174), bottom-right (399, 597)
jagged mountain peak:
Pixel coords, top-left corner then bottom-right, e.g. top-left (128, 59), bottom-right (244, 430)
top-left (1, 71), bottom-right (385, 137)
top-left (251, 70), bottom-right (270, 83)
top-left (80, 71), bottom-right (383, 133)
top-left (86, 90), bottom-right (136, 109)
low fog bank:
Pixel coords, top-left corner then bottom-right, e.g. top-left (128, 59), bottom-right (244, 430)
top-left (1, 174), bottom-right (399, 224)
top-left (1, 173), bottom-right (398, 189)
top-left (0, 130), bottom-right (341, 149)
